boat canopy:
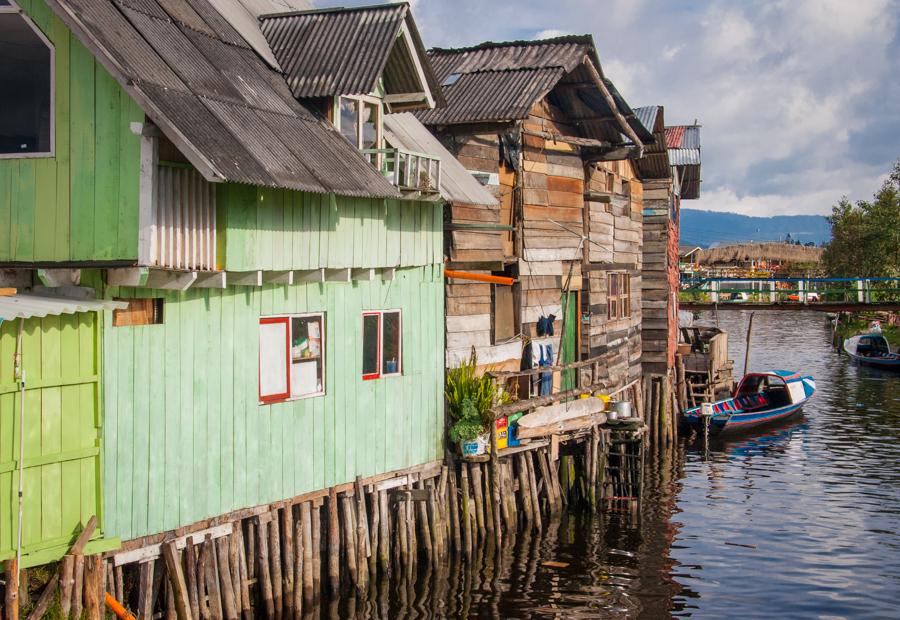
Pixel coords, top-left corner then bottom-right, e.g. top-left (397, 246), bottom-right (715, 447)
top-left (736, 371), bottom-right (815, 406)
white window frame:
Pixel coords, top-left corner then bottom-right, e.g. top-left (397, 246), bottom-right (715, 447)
top-left (361, 309), bottom-right (403, 381)
top-left (334, 94), bottom-right (383, 150)
top-left (259, 312), bottom-right (326, 404)
top-left (0, 0), bottom-right (56, 159)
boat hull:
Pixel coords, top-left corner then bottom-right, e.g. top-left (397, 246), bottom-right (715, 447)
top-left (848, 353), bottom-right (900, 372)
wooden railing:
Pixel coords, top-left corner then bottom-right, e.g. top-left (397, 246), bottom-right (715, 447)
top-left (362, 148), bottom-right (441, 194)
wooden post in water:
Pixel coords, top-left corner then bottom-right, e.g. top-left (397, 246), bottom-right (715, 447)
top-left (743, 312), bottom-right (756, 377)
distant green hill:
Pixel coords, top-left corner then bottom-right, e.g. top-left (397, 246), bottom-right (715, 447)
top-left (680, 209), bottom-right (831, 247)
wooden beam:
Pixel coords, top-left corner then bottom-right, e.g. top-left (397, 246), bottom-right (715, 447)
top-left (351, 268), bottom-right (375, 282)
top-left (324, 268), bottom-right (351, 283)
top-left (193, 272), bottom-right (227, 289)
top-left (583, 191), bottom-right (611, 203)
top-left (263, 271), bottom-right (294, 285)
top-left (522, 128), bottom-right (610, 149)
top-left (227, 271), bottom-right (263, 287)
top-left (145, 270), bottom-right (198, 291)
top-left (384, 92), bottom-right (428, 105)
top-left (296, 269), bottom-right (325, 283)
top-left (581, 57), bottom-right (644, 153)
top-left (36, 268), bottom-right (81, 287)
top-left (106, 267), bottom-right (149, 287)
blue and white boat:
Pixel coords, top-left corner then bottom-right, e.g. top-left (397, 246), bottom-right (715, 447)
top-left (683, 370), bottom-right (816, 434)
top-left (843, 333), bottom-right (900, 372)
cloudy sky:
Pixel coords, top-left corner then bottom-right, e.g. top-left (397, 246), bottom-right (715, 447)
top-left (320, 0), bottom-right (900, 216)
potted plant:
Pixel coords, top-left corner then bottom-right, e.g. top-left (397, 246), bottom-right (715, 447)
top-left (445, 352), bottom-right (511, 456)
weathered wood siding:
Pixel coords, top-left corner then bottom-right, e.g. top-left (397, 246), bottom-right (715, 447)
top-left (641, 178), bottom-right (678, 373)
top-left (0, 313), bottom-right (106, 567)
top-left (219, 186), bottom-right (442, 271)
top-left (102, 265), bottom-right (444, 541)
top-left (0, 0), bottom-right (143, 264)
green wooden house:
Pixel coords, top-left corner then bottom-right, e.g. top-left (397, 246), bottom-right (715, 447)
top-left (0, 0), bottom-right (446, 565)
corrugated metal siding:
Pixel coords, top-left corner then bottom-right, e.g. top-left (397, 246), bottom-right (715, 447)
top-left (153, 166), bottom-right (217, 271)
top-left (50, 0), bottom-right (397, 197)
top-left (665, 125), bottom-right (685, 148)
top-left (383, 113), bottom-right (498, 207)
top-left (417, 67), bottom-right (564, 125)
top-left (103, 266), bottom-right (445, 540)
top-left (633, 106), bottom-right (658, 137)
top-left (669, 149), bottom-right (701, 166)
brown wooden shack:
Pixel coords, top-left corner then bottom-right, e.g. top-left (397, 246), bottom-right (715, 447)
top-left (418, 36), bottom-right (654, 393)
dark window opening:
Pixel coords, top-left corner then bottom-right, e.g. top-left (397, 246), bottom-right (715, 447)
top-left (362, 310), bottom-right (402, 380)
top-left (0, 10), bottom-right (53, 155)
top-left (113, 298), bottom-right (164, 326)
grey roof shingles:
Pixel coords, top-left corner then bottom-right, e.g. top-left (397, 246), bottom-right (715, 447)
top-left (48, 0), bottom-right (400, 198)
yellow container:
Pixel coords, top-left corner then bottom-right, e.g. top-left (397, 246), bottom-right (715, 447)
top-left (495, 416), bottom-right (509, 450)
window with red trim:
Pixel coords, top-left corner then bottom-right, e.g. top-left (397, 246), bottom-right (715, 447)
top-left (362, 310), bottom-right (402, 380)
top-left (259, 313), bottom-right (325, 403)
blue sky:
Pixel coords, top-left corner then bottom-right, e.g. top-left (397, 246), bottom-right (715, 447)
top-left (318, 0), bottom-right (900, 216)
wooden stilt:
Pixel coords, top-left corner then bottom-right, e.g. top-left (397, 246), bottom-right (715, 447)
top-left (468, 463), bottom-right (486, 540)
top-left (415, 479), bottom-right (433, 564)
top-left (165, 578), bottom-right (177, 620)
top-left (341, 494), bottom-right (359, 591)
top-left (292, 518), bottom-right (303, 619)
top-left (214, 538), bottom-right (237, 620)
top-left (447, 467), bottom-right (461, 554)
top-left (268, 512), bottom-right (283, 620)
top-left (460, 465), bottom-right (473, 559)
top-left (255, 519), bottom-right (274, 620)
top-left (234, 527), bottom-right (251, 620)
top-left (162, 541), bottom-right (194, 620)
top-left (377, 491), bottom-right (390, 573)
top-left (427, 480), bottom-right (443, 561)
top-left (353, 482), bottom-right (369, 593)
top-left (227, 533), bottom-right (241, 620)
top-left (310, 505), bottom-right (322, 604)
top-left (196, 540), bottom-right (211, 620)
top-left (516, 454), bottom-right (533, 527)
top-left (202, 537), bottom-right (223, 620)
top-left (84, 556), bottom-right (101, 620)
top-left (280, 508), bottom-right (294, 619)
top-left (137, 559), bottom-right (153, 620)
top-left (59, 555), bottom-right (74, 619)
top-left (300, 502), bottom-right (314, 608)
top-left (185, 538), bottom-right (200, 620)
top-left (327, 489), bottom-right (340, 596)
top-left (367, 487), bottom-right (379, 576)
top-left (527, 453), bottom-right (542, 530)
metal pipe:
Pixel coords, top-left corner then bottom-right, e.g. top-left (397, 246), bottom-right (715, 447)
top-left (14, 318), bottom-right (25, 578)
top-left (443, 269), bottom-right (515, 286)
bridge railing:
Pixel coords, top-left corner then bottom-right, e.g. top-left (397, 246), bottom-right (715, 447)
top-left (679, 277), bottom-right (900, 304)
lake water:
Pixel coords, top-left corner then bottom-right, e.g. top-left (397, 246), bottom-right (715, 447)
top-left (365, 310), bottom-right (900, 619)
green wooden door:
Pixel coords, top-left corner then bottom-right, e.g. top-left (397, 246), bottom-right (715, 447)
top-left (0, 313), bottom-right (104, 567)
top-left (561, 291), bottom-right (577, 392)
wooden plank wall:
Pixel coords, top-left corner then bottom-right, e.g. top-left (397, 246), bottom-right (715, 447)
top-left (641, 178), bottom-right (677, 374)
top-left (518, 100), bottom-right (584, 336)
top-left (583, 158), bottom-right (644, 389)
top-left (0, 0), bottom-right (144, 264)
top-left (102, 265), bottom-right (444, 541)
top-left (0, 313), bottom-right (102, 566)
top-left (220, 188), bottom-right (442, 271)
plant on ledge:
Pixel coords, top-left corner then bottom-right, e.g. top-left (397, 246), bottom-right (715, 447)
top-left (446, 352), bottom-right (512, 453)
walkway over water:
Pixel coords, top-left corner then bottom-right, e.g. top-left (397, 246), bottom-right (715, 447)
top-left (680, 276), bottom-right (900, 311)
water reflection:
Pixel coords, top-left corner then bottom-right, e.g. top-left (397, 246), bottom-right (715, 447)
top-left (314, 310), bottom-right (899, 618)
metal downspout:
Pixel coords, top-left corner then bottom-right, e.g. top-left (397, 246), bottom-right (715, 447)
top-left (14, 318), bottom-right (26, 576)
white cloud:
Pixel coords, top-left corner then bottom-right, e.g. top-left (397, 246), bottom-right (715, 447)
top-left (533, 28), bottom-right (572, 40)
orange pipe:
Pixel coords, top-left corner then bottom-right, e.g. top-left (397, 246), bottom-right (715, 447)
top-left (444, 269), bottom-right (515, 286)
top-left (105, 592), bottom-right (137, 620)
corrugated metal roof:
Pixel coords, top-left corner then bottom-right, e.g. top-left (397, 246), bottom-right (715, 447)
top-left (383, 113), bottom-right (499, 207)
top-left (48, 0), bottom-right (399, 198)
top-left (0, 294), bottom-right (127, 320)
top-left (633, 106), bottom-right (658, 138)
top-left (665, 124), bottom-right (701, 149)
top-left (417, 67), bottom-right (564, 126)
top-left (666, 124), bottom-right (701, 197)
top-left (259, 4), bottom-right (444, 106)
top-left (668, 149), bottom-right (700, 166)
top-left (419, 36), bottom-right (652, 143)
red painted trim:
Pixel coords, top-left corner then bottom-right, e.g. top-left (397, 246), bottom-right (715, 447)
top-left (362, 312), bottom-right (381, 380)
top-left (260, 317), bottom-right (291, 402)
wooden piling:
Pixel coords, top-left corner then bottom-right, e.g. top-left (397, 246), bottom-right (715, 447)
top-left (214, 538), bottom-right (238, 620)
top-left (341, 494), bottom-right (359, 590)
top-left (292, 518), bottom-right (303, 618)
top-left (469, 463), bottom-right (486, 539)
top-left (255, 519), bottom-right (275, 620)
top-left (367, 487), bottom-right (379, 575)
top-left (202, 537), bottom-right (223, 620)
top-left (526, 453), bottom-right (542, 531)
top-left (184, 538), bottom-right (200, 620)
top-left (310, 505), bottom-right (322, 603)
top-left (268, 512), bottom-right (284, 619)
top-left (280, 508), bottom-right (295, 618)
top-left (459, 466), bottom-right (473, 559)
top-left (447, 467), bottom-right (461, 555)
top-left (162, 541), bottom-right (194, 620)
top-left (327, 489), bottom-right (340, 595)
top-left (377, 491), bottom-right (390, 573)
top-left (299, 502), bottom-right (314, 608)
top-left (415, 479), bottom-right (433, 563)
top-left (137, 559), bottom-right (153, 620)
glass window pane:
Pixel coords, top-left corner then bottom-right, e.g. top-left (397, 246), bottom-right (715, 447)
top-left (340, 97), bottom-right (359, 147)
top-left (382, 311), bottom-right (401, 374)
top-left (361, 101), bottom-right (378, 149)
top-left (290, 315), bottom-right (324, 397)
top-left (259, 319), bottom-right (289, 400)
top-left (0, 13), bottom-right (52, 154)
top-left (362, 314), bottom-right (380, 377)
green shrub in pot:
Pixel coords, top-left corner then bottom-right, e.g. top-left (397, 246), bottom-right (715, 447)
top-left (446, 352), bottom-right (512, 449)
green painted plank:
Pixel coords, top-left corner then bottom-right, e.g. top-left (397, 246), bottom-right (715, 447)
top-left (52, 14), bottom-right (72, 261)
top-left (93, 69), bottom-right (120, 260)
top-left (117, 96), bottom-right (143, 258)
top-left (12, 162), bottom-right (36, 262)
top-left (206, 289), bottom-right (222, 517)
top-left (0, 163), bottom-right (12, 261)
top-left (69, 39), bottom-right (96, 260)
top-left (162, 290), bottom-right (181, 530)
top-left (146, 315), bottom-right (165, 533)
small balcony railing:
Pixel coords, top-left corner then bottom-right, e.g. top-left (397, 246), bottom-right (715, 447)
top-left (362, 148), bottom-right (441, 195)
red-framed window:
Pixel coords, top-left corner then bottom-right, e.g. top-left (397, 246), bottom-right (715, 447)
top-left (259, 313), bottom-right (326, 403)
top-left (362, 310), bottom-right (402, 380)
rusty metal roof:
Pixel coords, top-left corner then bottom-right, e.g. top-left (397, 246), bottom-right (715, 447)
top-left (258, 3), bottom-right (444, 107)
top-left (46, 0), bottom-right (399, 198)
top-left (418, 36), bottom-right (651, 144)
top-left (666, 125), bottom-right (701, 199)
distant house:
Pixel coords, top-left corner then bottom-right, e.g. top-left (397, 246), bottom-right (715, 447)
top-left (0, 0), bottom-right (448, 565)
top-left (419, 36), bottom-right (653, 392)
